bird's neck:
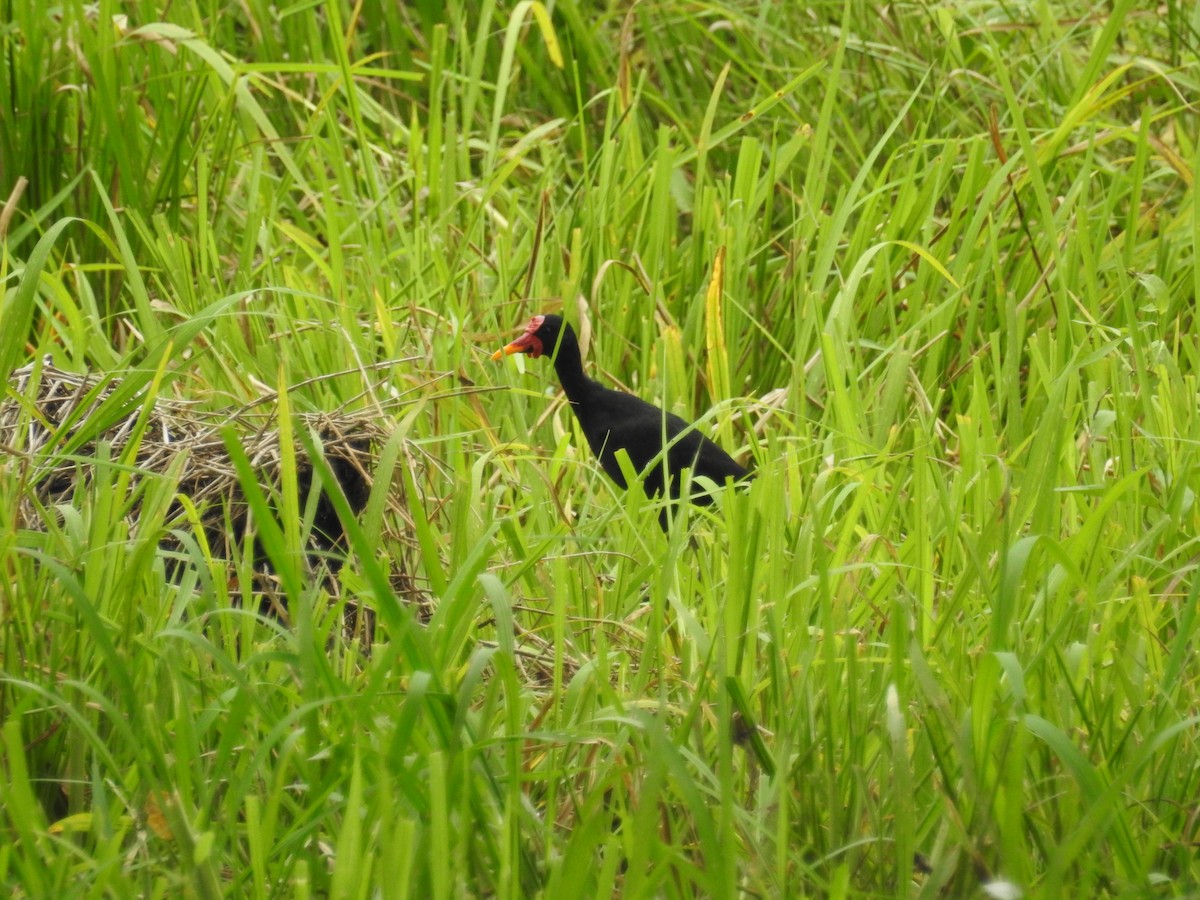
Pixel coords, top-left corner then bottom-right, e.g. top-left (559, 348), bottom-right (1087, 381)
top-left (549, 335), bottom-right (598, 404)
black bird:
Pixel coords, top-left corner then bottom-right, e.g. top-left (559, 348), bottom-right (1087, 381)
top-left (492, 313), bottom-right (750, 525)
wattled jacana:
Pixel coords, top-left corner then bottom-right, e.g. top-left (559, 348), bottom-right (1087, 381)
top-left (492, 314), bottom-right (750, 525)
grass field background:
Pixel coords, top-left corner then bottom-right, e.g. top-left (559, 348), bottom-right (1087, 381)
top-left (2, 1), bottom-right (1199, 896)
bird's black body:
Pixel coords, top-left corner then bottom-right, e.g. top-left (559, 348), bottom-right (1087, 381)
top-left (494, 314), bottom-right (749, 523)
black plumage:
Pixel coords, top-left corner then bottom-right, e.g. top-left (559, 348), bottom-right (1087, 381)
top-left (493, 314), bottom-right (749, 524)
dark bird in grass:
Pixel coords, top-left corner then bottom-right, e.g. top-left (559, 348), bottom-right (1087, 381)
top-left (492, 313), bottom-right (750, 527)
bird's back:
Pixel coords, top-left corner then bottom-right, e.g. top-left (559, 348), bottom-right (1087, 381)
top-left (570, 383), bottom-right (748, 500)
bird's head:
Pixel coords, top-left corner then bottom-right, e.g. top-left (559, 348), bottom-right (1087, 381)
top-left (491, 314), bottom-right (564, 360)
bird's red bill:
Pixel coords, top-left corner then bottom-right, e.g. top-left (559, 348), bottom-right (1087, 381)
top-left (491, 315), bottom-right (546, 360)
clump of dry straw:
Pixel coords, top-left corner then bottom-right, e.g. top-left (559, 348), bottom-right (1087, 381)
top-left (1, 359), bottom-right (431, 636)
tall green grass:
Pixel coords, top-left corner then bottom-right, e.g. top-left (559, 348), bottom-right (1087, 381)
top-left (2, 0), bottom-right (1198, 895)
